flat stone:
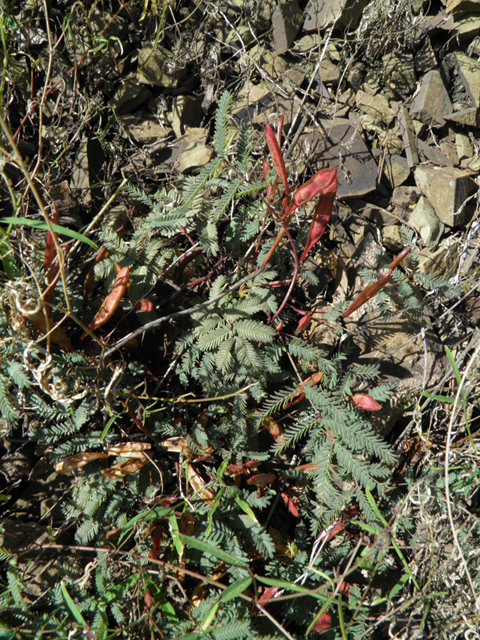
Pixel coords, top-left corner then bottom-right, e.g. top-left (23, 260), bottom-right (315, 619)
top-left (356, 89), bottom-right (396, 125)
top-left (118, 114), bottom-right (170, 145)
top-left (408, 196), bottom-right (444, 249)
top-left (395, 103), bottom-right (419, 167)
top-left (361, 204), bottom-right (398, 226)
top-left (454, 53), bottom-right (480, 108)
top-left (294, 118), bottom-right (378, 198)
top-left (318, 58), bottom-right (341, 84)
top-left (410, 69), bottom-right (452, 127)
top-left (415, 37), bottom-right (437, 75)
top-left (383, 155), bottom-right (410, 188)
top-left (391, 186), bottom-right (422, 213)
top-left (414, 165), bottom-right (476, 226)
top-left (137, 45), bottom-right (186, 87)
top-left (168, 95), bottom-right (203, 138)
top-left (110, 77), bottom-right (152, 115)
top-left (456, 132), bottom-right (473, 160)
top-left (451, 13), bottom-right (480, 40)
top-left (378, 130), bottom-right (404, 155)
top-left (444, 107), bottom-right (480, 126)
top-left (272, 1), bottom-right (303, 55)
top-left (416, 138), bottom-right (453, 166)
top-left (447, 0), bottom-right (480, 13)
top-left (304, 0), bottom-right (369, 31)
top-left (383, 51), bottom-right (417, 95)
top-left (382, 225), bottom-right (404, 252)
top-left (175, 128), bottom-right (213, 174)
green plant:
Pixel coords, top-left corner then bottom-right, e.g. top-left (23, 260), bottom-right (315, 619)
top-left (0, 88), bottom-right (468, 639)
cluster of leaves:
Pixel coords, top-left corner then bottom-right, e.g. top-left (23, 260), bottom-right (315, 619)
top-left (0, 91), bottom-right (466, 639)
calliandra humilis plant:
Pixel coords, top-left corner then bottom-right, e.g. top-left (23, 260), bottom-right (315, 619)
top-left (262, 118), bottom-right (338, 266)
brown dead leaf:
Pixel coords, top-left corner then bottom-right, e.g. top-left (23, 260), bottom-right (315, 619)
top-left (55, 452), bottom-right (110, 474)
top-left (187, 464), bottom-right (216, 505)
top-left (107, 442), bottom-right (152, 458)
top-left (101, 457), bottom-right (149, 479)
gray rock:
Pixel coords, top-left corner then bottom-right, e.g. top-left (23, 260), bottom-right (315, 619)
top-left (414, 165), bottom-right (476, 226)
top-left (167, 95), bottom-right (203, 138)
top-left (445, 107), bottom-right (480, 126)
top-left (309, 118), bottom-right (378, 198)
top-left (454, 53), bottom-right (480, 108)
top-left (450, 13), bottom-right (480, 41)
top-left (416, 138), bottom-right (454, 166)
top-left (446, 0), bottom-right (480, 12)
top-left (318, 58), bottom-right (341, 84)
top-left (137, 45), bottom-right (186, 87)
top-left (456, 132), bottom-right (473, 161)
top-left (410, 69), bottom-right (453, 126)
top-left (395, 103), bottom-right (419, 167)
top-left (391, 186), bottom-right (421, 213)
top-left (356, 89), bottom-right (396, 125)
top-left (383, 51), bottom-right (417, 95)
top-left (110, 78), bottom-right (152, 115)
top-left (175, 128), bottom-right (213, 174)
top-left (383, 155), bottom-right (411, 188)
top-left (415, 37), bottom-right (437, 75)
top-left (408, 196), bottom-right (444, 249)
top-left (382, 225), bottom-right (405, 252)
top-left (272, 1), bottom-right (303, 55)
top-left (304, 0), bottom-right (369, 30)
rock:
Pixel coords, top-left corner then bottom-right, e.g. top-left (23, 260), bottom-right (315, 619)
top-left (118, 113), bottom-right (170, 145)
top-left (395, 103), bottom-right (419, 167)
top-left (454, 53), bottom-right (480, 108)
top-left (414, 165), bottom-right (476, 226)
top-left (451, 13), bottom-right (480, 41)
top-left (347, 63), bottom-right (365, 91)
top-left (415, 37), bottom-right (437, 75)
top-left (461, 155), bottom-right (480, 171)
top-left (391, 186), bottom-right (421, 213)
top-left (232, 81), bottom-right (273, 124)
top-left (410, 69), bottom-right (453, 127)
top-left (295, 34), bottom-right (318, 52)
top-left (356, 89), bottom-right (396, 125)
top-left (416, 138), bottom-right (454, 166)
top-left (382, 225), bottom-right (404, 252)
top-left (383, 155), bottom-right (410, 188)
top-left (361, 204), bottom-right (398, 226)
top-left (304, 0), bottom-right (369, 30)
top-left (252, 47), bottom-right (289, 79)
top-left (294, 118), bottom-right (378, 198)
top-left (110, 77), bottom-right (152, 115)
top-left (444, 107), bottom-right (480, 126)
top-left (168, 95), bottom-right (203, 138)
top-left (408, 196), bottom-right (444, 249)
top-left (456, 132), bottom-right (473, 160)
top-left (272, 1), bottom-right (303, 55)
top-left (318, 58), bottom-right (341, 85)
top-left (175, 128), bottom-right (213, 174)
top-left (446, 0), bottom-right (480, 13)
top-left (383, 51), bottom-right (417, 95)
top-left (137, 45), bottom-right (186, 87)
top-left (378, 130), bottom-right (404, 155)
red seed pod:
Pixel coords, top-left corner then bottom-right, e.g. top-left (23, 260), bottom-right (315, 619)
top-left (285, 167), bottom-right (337, 220)
top-left (81, 266), bottom-right (130, 339)
top-left (300, 170), bottom-right (338, 261)
top-left (314, 612), bottom-right (332, 632)
top-left (348, 393), bottom-right (382, 411)
top-left (265, 123), bottom-right (289, 196)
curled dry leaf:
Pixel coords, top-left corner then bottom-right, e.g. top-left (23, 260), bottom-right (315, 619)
top-left (161, 436), bottom-right (214, 456)
top-left (107, 442), bottom-right (152, 458)
top-left (101, 457), bottom-right (149, 479)
top-left (55, 452), bottom-right (110, 473)
top-left (18, 303), bottom-right (73, 351)
top-left (187, 464), bottom-right (216, 505)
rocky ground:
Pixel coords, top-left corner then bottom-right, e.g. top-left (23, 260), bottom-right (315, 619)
top-left (2, 0), bottom-right (480, 636)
